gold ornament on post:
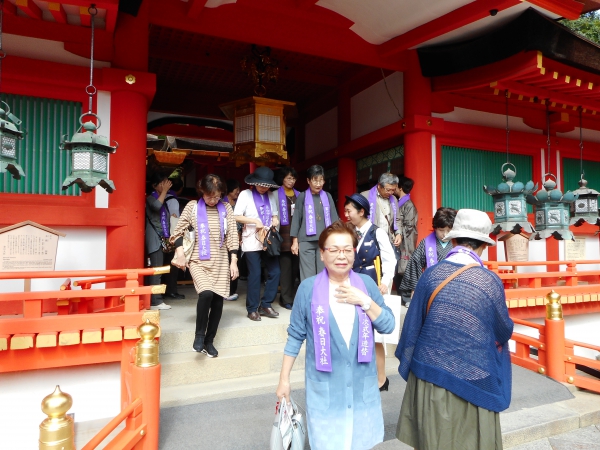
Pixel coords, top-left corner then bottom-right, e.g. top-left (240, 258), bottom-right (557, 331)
top-left (241, 45), bottom-right (279, 97)
top-left (220, 96), bottom-right (295, 167)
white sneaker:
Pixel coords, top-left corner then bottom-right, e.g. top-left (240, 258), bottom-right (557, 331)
top-left (224, 293), bottom-right (239, 301)
top-left (150, 302), bottom-right (172, 310)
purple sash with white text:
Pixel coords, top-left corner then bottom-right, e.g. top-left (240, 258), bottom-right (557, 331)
top-left (278, 187), bottom-right (299, 226)
top-left (424, 232), bottom-right (439, 268)
top-left (151, 190), bottom-right (175, 237)
top-left (445, 246), bottom-right (484, 266)
top-left (311, 269), bottom-right (374, 372)
top-left (196, 199), bottom-right (227, 260)
top-left (251, 188), bottom-right (272, 227)
top-left (304, 190), bottom-right (331, 236)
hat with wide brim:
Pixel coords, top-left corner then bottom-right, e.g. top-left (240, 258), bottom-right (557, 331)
top-left (244, 166), bottom-right (279, 188)
top-left (345, 193), bottom-right (371, 218)
top-left (443, 208), bottom-right (496, 246)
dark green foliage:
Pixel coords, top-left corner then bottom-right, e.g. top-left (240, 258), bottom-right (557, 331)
top-left (560, 12), bottom-right (600, 45)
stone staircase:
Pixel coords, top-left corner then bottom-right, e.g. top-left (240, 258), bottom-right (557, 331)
top-left (158, 282), bottom-right (399, 408)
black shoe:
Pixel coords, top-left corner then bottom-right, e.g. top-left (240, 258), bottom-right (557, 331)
top-left (279, 302), bottom-right (293, 310)
top-left (379, 377), bottom-right (389, 392)
top-left (165, 293), bottom-right (185, 299)
top-left (193, 335), bottom-right (204, 353)
top-left (202, 342), bottom-right (218, 358)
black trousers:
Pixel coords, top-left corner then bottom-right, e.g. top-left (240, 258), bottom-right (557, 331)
top-left (195, 290), bottom-right (224, 343)
top-left (228, 250), bottom-right (239, 296)
top-left (146, 249), bottom-right (164, 306)
top-left (162, 251), bottom-right (179, 295)
top-left (279, 251), bottom-right (299, 305)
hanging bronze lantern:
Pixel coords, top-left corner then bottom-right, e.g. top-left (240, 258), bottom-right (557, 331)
top-left (570, 107), bottom-right (600, 226)
top-left (527, 174), bottom-right (577, 240)
top-left (570, 177), bottom-right (600, 226)
top-left (61, 5), bottom-right (116, 193)
top-left (0, 101), bottom-right (25, 179)
top-left (484, 91), bottom-right (536, 234)
top-left (61, 114), bottom-right (117, 193)
top-left (484, 162), bottom-right (536, 234)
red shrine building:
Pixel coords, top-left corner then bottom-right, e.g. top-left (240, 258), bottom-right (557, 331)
top-left (2, 0), bottom-right (600, 448)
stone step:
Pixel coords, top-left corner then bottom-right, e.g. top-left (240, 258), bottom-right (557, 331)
top-left (159, 320), bottom-right (289, 355)
top-left (160, 343), bottom-right (306, 387)
top-left (160, 355), bottom-right (401, 409)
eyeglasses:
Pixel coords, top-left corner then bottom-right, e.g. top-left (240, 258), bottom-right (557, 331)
top-left (323, 247), bottom-right (355, 256)
top-left (203, 195), bottom-right (221, 201)
top-left (310, 178), bottom-right (325, 186)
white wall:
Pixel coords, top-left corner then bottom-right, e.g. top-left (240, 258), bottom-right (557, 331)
top-left (0, 363), bottom-right (121, 450)
top-left (305, 107), bottom-right (338, 159)
top-left (95, 91), bottom-right (111, 209)
top-left (512, 313), bottom-right (600, 360)
top-left (351, 72), bottom-right (403, 140)
top-left (495, 239), bottom-right (548, 273)
top-left (0, 227), bottom-right (107, 293)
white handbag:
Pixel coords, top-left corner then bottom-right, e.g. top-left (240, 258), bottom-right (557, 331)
top-left (269, 397), bottom-right (306, 450)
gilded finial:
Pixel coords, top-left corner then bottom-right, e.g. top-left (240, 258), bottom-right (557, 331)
top-left (545, 290), bottom-right (563, 320)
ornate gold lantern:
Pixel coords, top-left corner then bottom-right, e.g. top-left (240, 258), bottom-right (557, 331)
top-left (219, 97), bottom-right (296, 167)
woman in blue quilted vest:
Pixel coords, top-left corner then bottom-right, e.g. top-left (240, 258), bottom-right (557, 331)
top-left (395, 209), bottom-right (513, 450)
top-left (344, 193), bottom-right (397, 392)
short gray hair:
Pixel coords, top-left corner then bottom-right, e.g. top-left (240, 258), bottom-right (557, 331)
top-left (378, 173), bottom-right (399, 187)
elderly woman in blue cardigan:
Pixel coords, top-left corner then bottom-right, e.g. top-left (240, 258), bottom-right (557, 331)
top-left (276, 220), bottom-right (395, 450)
top-left (395, 209), bottom-right (514, 450)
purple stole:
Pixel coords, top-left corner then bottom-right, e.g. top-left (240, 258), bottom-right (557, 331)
top-left (368, 186), bottom-right (398, 231)
top-left (278, 187), bottom-right (299, 226)
top-left (311, 269), bottom-right (374, 372)
top-left (446, 246), bottom-right (484, 266)
top-left (304, 190), bottom-right (331, 236)
top-left (151, 191), bottom-right (174, 237)
top-left (251, 188), bottom-right (272, 227)
top-left (397, 193), bottom-right (411, 209)
top-left (196, 199), bottom-right (227, 261)
top-left (222, 196), bottom-right (229, 204)
top-left (424, 232), bottom-right (439, 268)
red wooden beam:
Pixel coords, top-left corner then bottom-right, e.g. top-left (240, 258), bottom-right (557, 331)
top-left (105, 2), bottom-right (119, 33)
top-left (48, 2), bottom-right (68, 24)
top-left (526, 0), bottom-right (584, 20)
top-left (3, 0), bottom-right (17, 15)
top-left (378, 0), bottom-right (520, 57)
top-left (15, 0), bottom-right (42, 20)
top-left (187, 0), bottom-right (209, 18)
top-left (80, 5), bottom-right (91, 27)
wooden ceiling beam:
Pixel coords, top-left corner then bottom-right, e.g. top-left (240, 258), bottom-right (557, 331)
top-left (80, 6), bottom-right (91, 27)
top-left (105, 3), bottom-right (119, 33)
top-left (150, 46), bottom-right (340, 86)
top-left (378, 0), bottom-right (520, 58)
top-left (15, 0), bottom-right (42, 20)
top-left (48, 3), bottom-right (68, 24)
top-left (187, 0), bottom-right (209, 19)
top-left (526, 0), bottom-right (584, 20)
top-left (3, 1), bottom-right (17, 15)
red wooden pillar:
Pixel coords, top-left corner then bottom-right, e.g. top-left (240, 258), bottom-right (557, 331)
top-left (403, 50), bottom-right (434, 240)
top-left (338, 158), bottom-right (357, 218)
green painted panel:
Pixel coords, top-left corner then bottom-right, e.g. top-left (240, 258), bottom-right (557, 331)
top-left (563, 157), bottom-right (600, 192)
top-left (441, 146), bottom-right (533, 212)
top-left (0, 93), bottom-right (82, 195)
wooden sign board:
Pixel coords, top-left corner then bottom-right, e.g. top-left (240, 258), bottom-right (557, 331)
top-left (0, 221), bottom-right (65, 272)
top-left (499, 232), bottom-right (529, 262)
top-left (565, 237), bottom-right (586, 261)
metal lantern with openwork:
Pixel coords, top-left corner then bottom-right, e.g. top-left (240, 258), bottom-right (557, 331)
top-left (570, 178), bottom-right (600, 226)
top-left (219, 96), bottom-right (296, 167)
top-left (483, 162), bottom-right (536, 235)
top-left (526, 174), bottom-right (577, 240)
top-left (61, 114), bottom-right (117, 193)
top-left (0, 101), bottom-right (25, 179)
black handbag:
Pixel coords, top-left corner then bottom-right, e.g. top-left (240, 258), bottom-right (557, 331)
top-left (263, 227), bottom-right (283, 256)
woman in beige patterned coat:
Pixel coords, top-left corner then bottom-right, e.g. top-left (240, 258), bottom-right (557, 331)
top-left (171, 174), bottom-right (239, 357)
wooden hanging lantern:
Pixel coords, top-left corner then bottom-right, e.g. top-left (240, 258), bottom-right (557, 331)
top-left (219, 97), bottom-right (296, 167)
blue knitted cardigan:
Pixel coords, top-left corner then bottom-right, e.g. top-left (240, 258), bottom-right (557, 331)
top-left (395, 259), bottom-right (514, 412)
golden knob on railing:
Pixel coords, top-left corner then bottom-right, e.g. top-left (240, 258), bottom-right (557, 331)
top-left (39, 386), bottom-right (74, 450)
top-left (136, 319), bottom-right (160, 367)
top-left (545, 290), bottom-right (563, 320)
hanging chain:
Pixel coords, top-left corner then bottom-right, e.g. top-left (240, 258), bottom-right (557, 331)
top-left (546, 100), bottom-right (551, 176)
top-left (579, 106), bottom-right (584, 179)
top-left (505, 90), bottom-right (510, 164)
top-left (86, 4), bottom-right (98, 114)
